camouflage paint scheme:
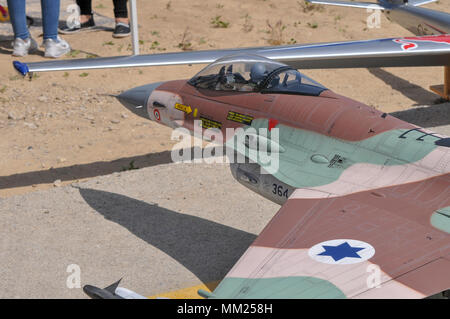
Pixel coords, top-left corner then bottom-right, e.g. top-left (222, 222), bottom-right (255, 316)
top-left (141, 63), bottom-right (450, 298)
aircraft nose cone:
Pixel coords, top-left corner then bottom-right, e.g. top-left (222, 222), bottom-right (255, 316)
top-left (116, 82), bottom-right (163, 119)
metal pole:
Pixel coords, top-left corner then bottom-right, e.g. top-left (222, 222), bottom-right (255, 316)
top-left (430, 65), bottom-right (450, 100)
top-left (445, 65), bottom-right (449, 100)
top-left (129, 0), bottom-right (139, 55)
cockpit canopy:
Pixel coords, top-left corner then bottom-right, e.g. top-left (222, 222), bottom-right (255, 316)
top-left (188, 54), bottom-right (327, 96)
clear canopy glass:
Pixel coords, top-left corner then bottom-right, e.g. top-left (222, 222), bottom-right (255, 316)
top-left (188, 54), bottom-right (326, 96)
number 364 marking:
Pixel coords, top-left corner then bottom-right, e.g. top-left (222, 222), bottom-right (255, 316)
top-left (272, 184), bottom-right (289, 198)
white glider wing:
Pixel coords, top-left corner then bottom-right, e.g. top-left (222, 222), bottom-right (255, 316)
top-left (13, 35), bottom-right (450, 76)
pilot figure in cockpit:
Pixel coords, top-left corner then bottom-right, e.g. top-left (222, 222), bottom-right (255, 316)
top-left (249, 63), bottom-right (268, 86)
top-left (236, 62), bottom-right (268, 92)
top-left (247, 62), bottom-right (281, 90)
top-left (217, 62), bottom-right (271, 92)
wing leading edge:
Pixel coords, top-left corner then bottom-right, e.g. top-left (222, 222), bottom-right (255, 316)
top-left (306, 0), bottom-right (384, 9)
top-left (408, 0), bottom-right (438, 6)
top-left (207, 174), bottom-right (450, 299)
top-left (306, 0), bottom-right (438, 8)
top-left (13, 35), bottom-right (450, 75)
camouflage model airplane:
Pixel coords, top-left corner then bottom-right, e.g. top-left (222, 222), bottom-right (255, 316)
top-left (113, 54), bottom-right (450, 299)
top-left (11, 3), bottom-right (450, 300)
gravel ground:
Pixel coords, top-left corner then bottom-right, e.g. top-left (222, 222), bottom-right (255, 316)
top-left (0, 161), bottom-right (278, 298)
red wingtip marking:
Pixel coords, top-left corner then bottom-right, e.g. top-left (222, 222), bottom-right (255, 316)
top-left (394, 35), bottom-right (450, 51)
top-left (393, 39), bottom-right (418, 51)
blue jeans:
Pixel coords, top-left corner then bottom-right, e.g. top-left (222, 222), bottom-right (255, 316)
top-left (7, 0), bottom-right (60, 40)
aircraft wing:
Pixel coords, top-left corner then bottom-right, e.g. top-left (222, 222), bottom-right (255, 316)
top-left (205, 175), bottom-right (450, 298)
top-left (305, 0), bottom-right (384, 9)
top-left (13, 35), bottom-right (450, 75)
top-left (409, 0), bottom-right (438, 6)
top-left (306, 0), bottom-right (437, 8)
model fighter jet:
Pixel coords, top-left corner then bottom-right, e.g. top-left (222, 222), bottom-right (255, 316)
top-left (12, 2), bottom-right (450, 299)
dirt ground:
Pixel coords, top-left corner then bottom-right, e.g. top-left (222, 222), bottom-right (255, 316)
top-left (0, 0), bottom-right (449, 197)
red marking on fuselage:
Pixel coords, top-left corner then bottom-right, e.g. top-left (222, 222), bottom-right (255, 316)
top-left (268, 118), bottom-right (279, 132)
top-left (153, 109), bottom-right (161, 121)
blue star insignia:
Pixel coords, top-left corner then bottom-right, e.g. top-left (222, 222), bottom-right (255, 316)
top-left (318, 242), bottom-right (365, 261)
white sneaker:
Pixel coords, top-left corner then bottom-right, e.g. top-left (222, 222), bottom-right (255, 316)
top-left (12, 37), bottom-right (38, 57)
top-left (44, 37), bottom-right (71, 58)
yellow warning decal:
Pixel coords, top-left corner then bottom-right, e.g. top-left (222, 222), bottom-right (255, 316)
top-left (175, 103), bottom-right (193, 114)
top-left (200, 116), bottom-right (222, 129)
top-left (227, 111), bottom-right (253, 125)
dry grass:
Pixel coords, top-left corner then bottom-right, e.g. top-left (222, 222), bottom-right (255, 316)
top-left (178, 27), bottom-right (193, 51)
top-left (298, 0), bottom-right (325, 13)
top-left (210, 16), bottom-right (230, 28)
top-left (242, 14), bottom-right (253, 33)
top-left (266, 20), bottom-right (286, 45)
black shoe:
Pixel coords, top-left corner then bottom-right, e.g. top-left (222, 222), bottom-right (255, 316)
top-left (59, 16), bottom-right (95, 34)
top-left (112, 23), bottom-right (131, 38)
top-left (26, 16), bottom-right (34, 27)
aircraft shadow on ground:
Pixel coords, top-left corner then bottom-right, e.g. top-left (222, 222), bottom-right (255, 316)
top-left (0, 149), bottom-right (174, 190)
top-left (389, 103), bottom-right (450, 128)
top-left (0, 146), bottom-right (228, 191)
top-left (368, 68), bottom-right (440, 106)
top-left (78, 187), bottom-right (256, 284)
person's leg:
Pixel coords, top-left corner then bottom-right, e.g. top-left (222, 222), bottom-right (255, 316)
top-left (77, 0), bottom-right (92, 16)
top-left (40, 0), bottom-right (60, 40)
top-left (41, 0), bottom-right (71, 58)
top-left (76, 0), bottom-right (93, 24)
top-left (6, 0), bottom-right (29, 40)
top-left (112, 0), bottom-right (130, 37)
top-left (113, 0), bottom-right (128, 23)
top-left (7, 0), bottom-right (37, 56)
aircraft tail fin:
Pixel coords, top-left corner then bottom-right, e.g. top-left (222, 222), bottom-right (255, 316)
top-left (305, 0), bottom-right (384, 9)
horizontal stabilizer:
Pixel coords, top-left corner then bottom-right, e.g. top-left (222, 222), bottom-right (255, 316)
top-left (306, 0), bottom-right (384, 9)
